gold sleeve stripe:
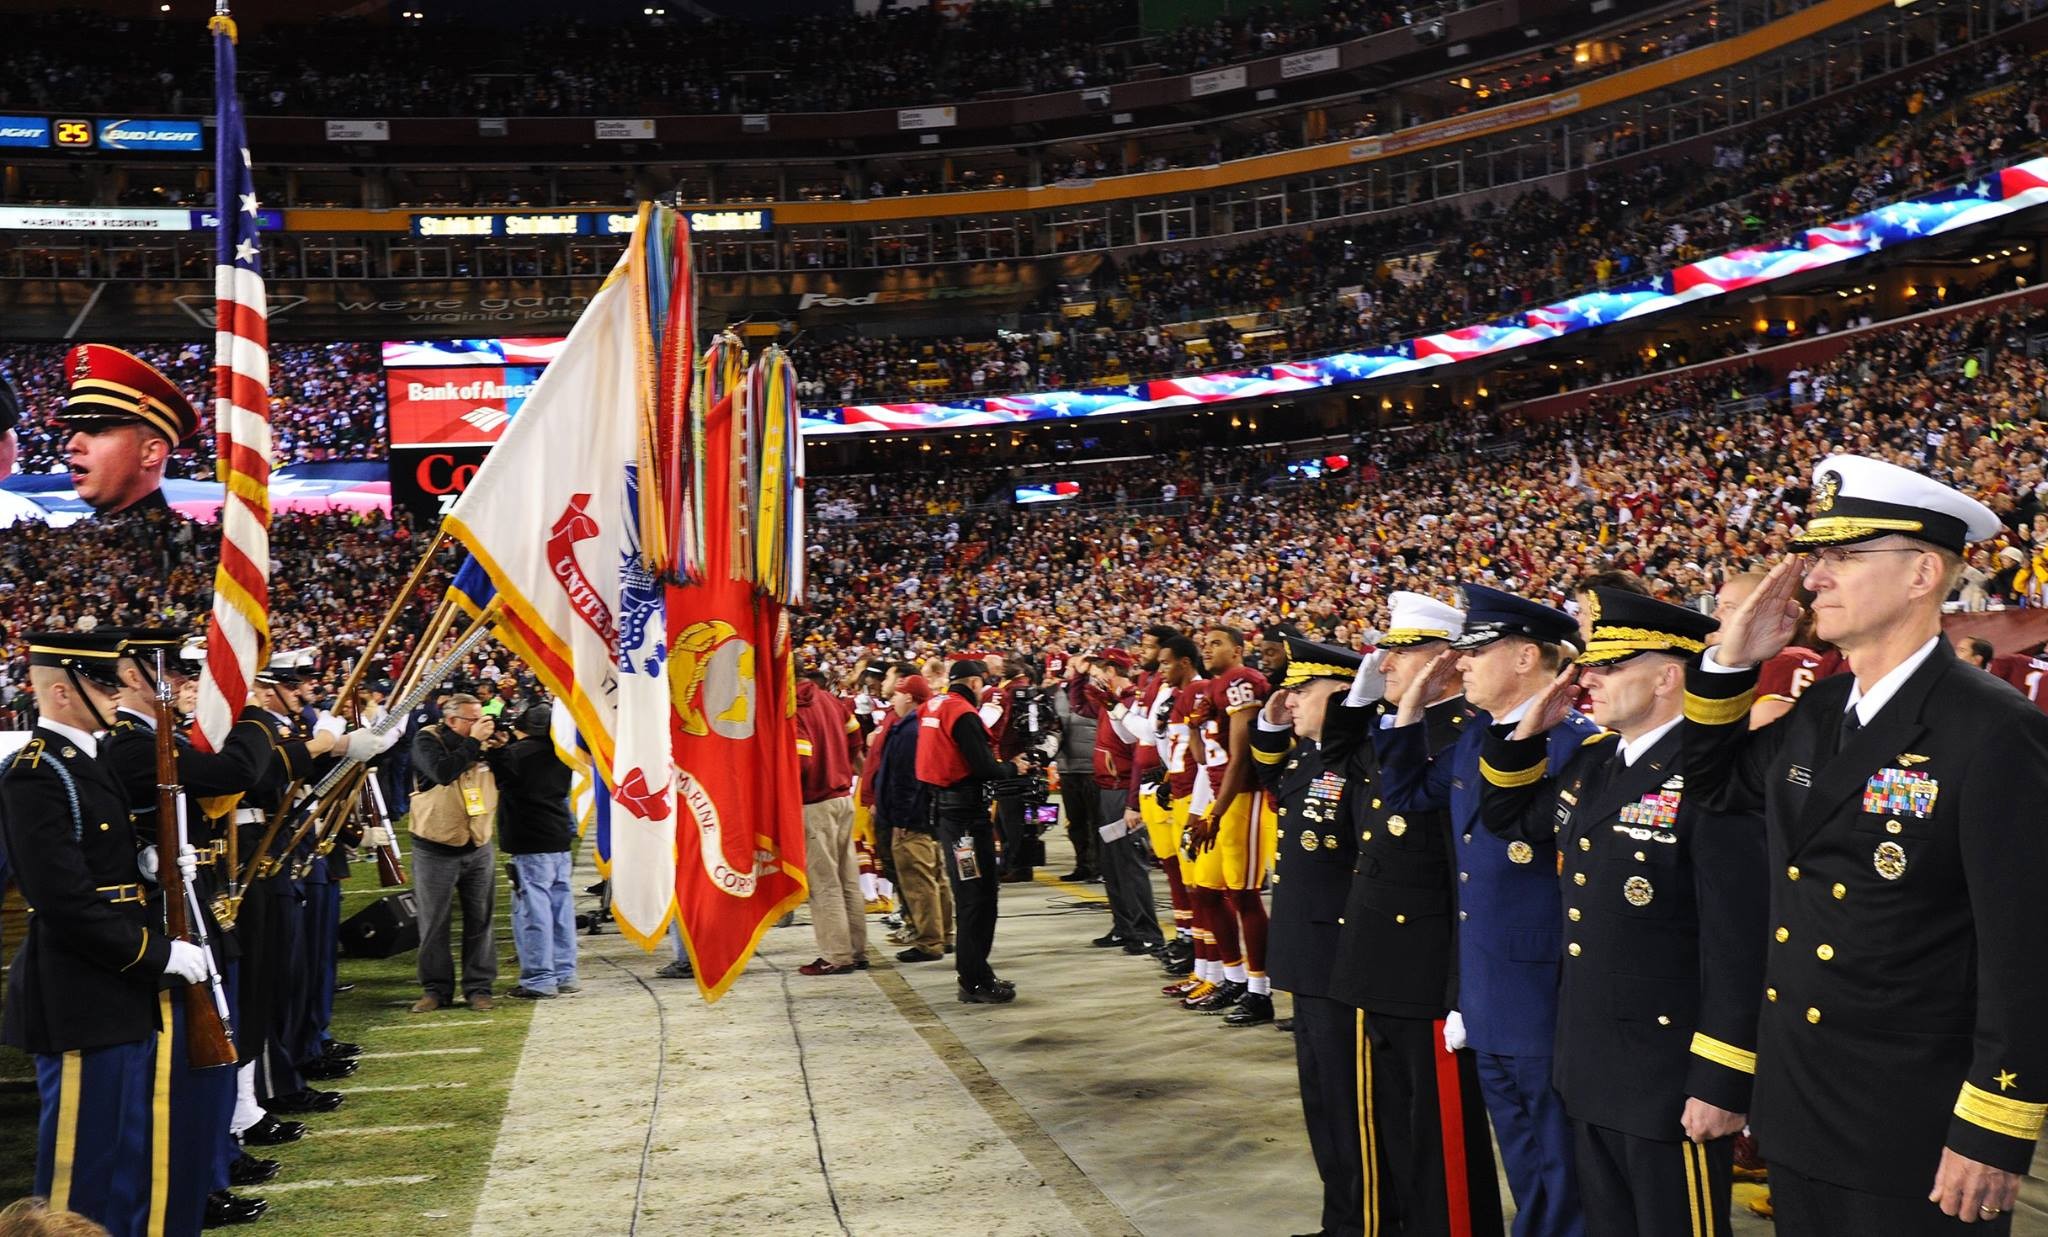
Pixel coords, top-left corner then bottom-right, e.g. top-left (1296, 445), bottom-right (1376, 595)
top-left (121, 930), bottom-right (150, 972)
top-left (1252, 745), bottom-right (1286, 766)
top-left (1480, 758), bottom-right (1546, 788)
top-left (1689, 1032), bottom-right (1757, 1075)
top-left (1684, 688), bottom-right (1756, 728)
top-left (1955, 1083), bottom-right (2048, 1141)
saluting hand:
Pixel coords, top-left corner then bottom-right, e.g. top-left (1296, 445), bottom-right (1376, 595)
top-left (1263, 689), bottom-right (1295, 727)
top-left (1712, 555), bottom-right (1804, 669)
top-left (1510, 665), bottom-right (1581, 741)
top-left (1394, 648), bottom-right (1461, 727)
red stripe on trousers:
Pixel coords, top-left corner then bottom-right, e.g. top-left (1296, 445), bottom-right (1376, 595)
top-left (1433, 1019), bottom-right (1472, 1237)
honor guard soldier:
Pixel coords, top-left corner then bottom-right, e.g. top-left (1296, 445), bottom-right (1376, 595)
top-left (1, 632), bottom-right (211, 1236)
top-left (1337, 594), bottom-right (1505, 1237)
top-left (916, 658), bottom-right (1026, 1003)
top-left (58, 343), bottom-right (201, 517)
top-left (1375, 585), bottom-right (1597, 1237)
top-left (1689, 456), bottom-right (2048, 1234)
top-left (1479, 589), bottom-right (1768, 1237)
top-left (101, 629), bottom-right (280, 1230)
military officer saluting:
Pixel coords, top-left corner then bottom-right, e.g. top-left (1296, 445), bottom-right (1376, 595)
top-left (1251, 635), bottom-right (1373, 1237)
top-left (1375, 585), bottom-right (1596, 1237)
top-left (1690, 455), bottom-right (2048, 1234)
top-left (1, 631), bottom-right (212, 1236)
top-left (1336, 594), bottom-right (1506, 1237)
top-left (1479, 588), bottom-right (1768, 1236)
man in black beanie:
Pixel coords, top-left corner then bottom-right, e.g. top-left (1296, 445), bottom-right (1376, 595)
top-left (489, 704), bottom-right (580, 999)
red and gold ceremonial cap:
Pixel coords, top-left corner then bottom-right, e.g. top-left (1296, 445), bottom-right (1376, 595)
top-left (61, 344), bottom-right (200, 446)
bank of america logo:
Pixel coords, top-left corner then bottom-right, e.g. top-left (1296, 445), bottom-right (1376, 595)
top-left (462, 406), bottom-right (511, 434)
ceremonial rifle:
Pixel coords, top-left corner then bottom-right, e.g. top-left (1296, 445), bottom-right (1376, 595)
top-left (155, 651), bottom-right (238, 1068)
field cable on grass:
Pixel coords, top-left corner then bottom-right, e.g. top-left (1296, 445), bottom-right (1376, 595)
top-left (597, 953), bottom-right (671, 1237)
top-left (756, 955), bottom-right (856, 1237)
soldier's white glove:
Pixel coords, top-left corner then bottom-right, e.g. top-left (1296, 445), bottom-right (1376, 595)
top-left (314, 713), bottom-right (348, 738)
top-left (343, 726), bottom-right (403, 761)
top-left (362, 825), bottom-right (392, 848)
top-left (1346, 650), bottom-right (1388, 707)
top-left (164, 940), bottom-right (209, 984)
top-left (137, 844), bottom-right (199, 885)
top-left (1443, 1009), bottom-right (1468, 1053)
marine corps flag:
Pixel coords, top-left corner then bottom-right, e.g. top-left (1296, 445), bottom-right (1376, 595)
top-left (442, 205), bottom-right (808, 999)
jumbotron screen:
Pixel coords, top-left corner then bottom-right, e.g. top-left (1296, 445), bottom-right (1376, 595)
top-left (381, 336), bottom-right (564, 518)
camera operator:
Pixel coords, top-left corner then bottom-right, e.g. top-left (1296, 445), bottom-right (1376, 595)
top-left (1050, 653), bottom-right (1101, 883)
top-left (918, 659), bottom-right (1025, 1004)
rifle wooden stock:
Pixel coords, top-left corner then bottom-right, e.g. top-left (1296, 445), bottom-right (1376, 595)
top-left (156, 689), bottom-right (237, 1069)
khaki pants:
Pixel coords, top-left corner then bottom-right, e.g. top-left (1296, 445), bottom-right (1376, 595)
top-left (892, 827), bottom-right (953, 954)
top-left (803, 796), bottom-right (868, 965)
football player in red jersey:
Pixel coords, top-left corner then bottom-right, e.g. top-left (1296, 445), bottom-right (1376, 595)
top-left (1985, 644), bottom-right (2048, 714)
top-left (1719, 570), bottom-right (1847, 729)
top-left (1184, 626), bottom-right (1278, 1022)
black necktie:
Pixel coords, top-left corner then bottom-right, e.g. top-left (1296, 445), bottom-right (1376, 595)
top-left (1838, 708), bottom-right (1862, 754)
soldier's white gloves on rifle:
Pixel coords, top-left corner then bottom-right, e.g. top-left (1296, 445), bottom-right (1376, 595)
top-left (363, 826), bottom-right (392, 848)
top-left (343, 726), bottom-right (404, 761)
top-left (137, 844), bottom-right (200, 885)
top-left (164, 940), bottom-right (209, 984)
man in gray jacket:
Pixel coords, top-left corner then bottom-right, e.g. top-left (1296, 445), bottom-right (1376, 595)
top-left (1051, 655), bottom-right (1101, 883)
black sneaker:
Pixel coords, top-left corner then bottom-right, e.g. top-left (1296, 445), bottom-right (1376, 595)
top-left (896, 947), bottom-right (944, 963)
top-left (958, 981), bottom-right (1018, 1004)
top-left (1275, 1017), bottom-right (1297, 1033)
top-left (1188, 980), bottom-right (1247, 1014)
top-left (204, 1191), bottom-right (267, 1228)
top-left (239, 1114), bottom-right (305, 1146)
top-left (1123, 940), bottom-right (1162, 955)
top-left (1160, 954), bottom-right (1196, 977)
top-left (228, 1153), bottom-right (279, 1187)
top-left (1222, 992), bottom-right (1276, 1027)
top-left (508, 985), bottom-right (558, 1000)
top-left (1089, 933), bottom-right (1126, 948)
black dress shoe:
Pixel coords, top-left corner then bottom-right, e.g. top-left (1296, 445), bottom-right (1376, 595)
top-left (1222, 992), bottom-right (1276, 1027)
top-left (1089, 933), bottom-right (1126, 948)
top-left (204, 1191), bottom-right (268, 1227)
top-left (321, 1039), bottom-right (362, 1059)
top-left (1059, 870), bottom-right (1100, 883)
top-left (239, 1114), bottom-right (306, 1146)
top-left (299, 1056), bottom-right (358, 1081)
top-left (958, 981), bottom-right (1018, 1004)
top-left (229, 1153), bottom-right (280, 1187)
top-left (332, 982), bottom-right (356, 995)
top-left (1275, 1017), bottom-right (1296, 1033)
top-left (855, 957), bottom-right (871, 970)
top-left (896, 948), bottom-right (944, 963)
top-left (269, 1088), bottom-right (344, 1114)
top-left (1189, 979), bottom-right (1247, 1013)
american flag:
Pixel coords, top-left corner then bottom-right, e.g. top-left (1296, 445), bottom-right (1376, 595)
top-left (192, 10), bottom-right (272, 753)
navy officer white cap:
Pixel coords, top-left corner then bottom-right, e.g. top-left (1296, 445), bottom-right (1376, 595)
top-left (1793, 453), bottom-right (2001, 556)
top-left (1379, 590), bottom-right (1466, 647)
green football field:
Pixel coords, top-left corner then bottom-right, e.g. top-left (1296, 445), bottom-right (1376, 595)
top-left (1, 864), bottom-right (542, 1233)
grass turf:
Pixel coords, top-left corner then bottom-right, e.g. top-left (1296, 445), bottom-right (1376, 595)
top-left (1, 866), bottom-right (544, 1233)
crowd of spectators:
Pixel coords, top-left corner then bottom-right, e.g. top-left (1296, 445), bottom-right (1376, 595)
top-left (6, 299), bottom-right (2048, 727)
top-left (792, 47), bottom-right (2048, 406)
top-left (0, 342), bottom-right (387, 476)
top-left (0, 0), bottom-right (1443, 118)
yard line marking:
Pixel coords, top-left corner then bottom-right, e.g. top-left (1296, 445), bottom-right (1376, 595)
top-left (306, 1122), bottom-right (456, 1139)
top-left (334, 1082), bottom-right (472, 1095)
top-left (364, 1020), bottom-right (495, 1031)
top-left (355, 1047), bottom-right (484, 1060)
top-left (264, 1174), bottom-right (438, 1193)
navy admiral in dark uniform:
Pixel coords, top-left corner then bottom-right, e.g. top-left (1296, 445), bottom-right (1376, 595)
top-left (1, 631), bottom-right (213, 1236)
top-left (1689, 455), bottom-right (2048, 1234)
top-left (1328, 594), bottom-right (1505, 1237)
top-left (102, 628), bottom-right (282, 1229)
top-left (1375, 584), bottom-right (1596, 1237)
top-left (1479, 588), bottom-right (1768, 1236)
top-left (58, 343), bottom-right (200, 518)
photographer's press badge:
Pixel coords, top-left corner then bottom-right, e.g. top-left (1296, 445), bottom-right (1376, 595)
top-left (462, 785), bottom-right (488, 817)
top-left (954, 835), bottom-right (981, 882)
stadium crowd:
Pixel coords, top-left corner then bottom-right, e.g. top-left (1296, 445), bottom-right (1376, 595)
top-left (792, 46), bottom-right (2048, 405)
top-left (2, 0), bottom-right (1447, 118)
top-left (0, 342), bottom-right (388, 476)
top-left (7, 295), bottom-right (2048, 730)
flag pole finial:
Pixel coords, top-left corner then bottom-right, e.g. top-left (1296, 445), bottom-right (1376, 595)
top-left (210, 1), bottom-right (236, 41)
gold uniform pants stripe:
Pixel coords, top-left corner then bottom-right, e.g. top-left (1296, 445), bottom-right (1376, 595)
top-left (1356, 1010), bottom-right (1378, 1237)
top-left (148, 991), bottom-right (174, 1236)
top-left (1680, 1139), bottom-right (1717, 1237)
top-left (51, 1051), bottom-right (83, 1211)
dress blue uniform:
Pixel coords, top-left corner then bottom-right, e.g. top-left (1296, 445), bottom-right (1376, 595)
top-left (1374, 586), bottom-right (1594, 1237)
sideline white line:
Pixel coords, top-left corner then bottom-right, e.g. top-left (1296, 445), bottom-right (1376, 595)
top-left (364, 1020), bottom-right (496, 1031)
top-left (306, 1122), bottom-right (457, 1139)
top-left (355, 1047), bottom-right (484, 1060)
top-left (334, 1082), bottom-right (472, 1095)
top-left (264, 1174), bottom-right (438, 1193)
